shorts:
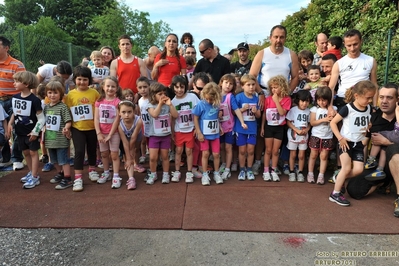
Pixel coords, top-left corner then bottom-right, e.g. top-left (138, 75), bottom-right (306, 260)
top-left (287, 140), bottom-right (308, 151)
top-left (308, 136), bottom-right (334, 151)
top-left (338, 141), bottom-right (364, 162)
top-left (175, 131), bottom-right (195, 149)
top-left (48, 148), bottom-right (69, 165)
top-left (386, 143), bottom-right (399, 164)
top-left (17, 135), bottom-right (40, 151)
top-left (199, 138), bottom-right (220, 153)
top-left (263, 124), bottom-right (284, 140)
top-left (236, 133), bottom-right (257, 146)
top-left (220, 131), bottom-right (235, 145)
top-left (0, 133), bottom-right (6, 147)
top-left (148, 135), bottom-right (171, 150)
top-left (99, 132), bottom-right (121, 152)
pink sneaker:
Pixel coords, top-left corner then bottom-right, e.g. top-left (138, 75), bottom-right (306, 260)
top-left (192, 168), bottom-right (202, 178)
top-left (307, 173), bottom-right (315, 184)
top-left (127, 177), bottom-right (136, 190)
top-left (317, 175), bottom-right (325, 185)
top-left (134, 164), bottom-right (146, 173)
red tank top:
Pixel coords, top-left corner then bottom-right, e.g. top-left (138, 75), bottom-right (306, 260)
top-left (116, 56), bottom-right (140, 93)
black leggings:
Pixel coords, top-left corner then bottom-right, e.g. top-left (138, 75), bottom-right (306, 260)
top-left (71, 128), bottom-right (97, 170)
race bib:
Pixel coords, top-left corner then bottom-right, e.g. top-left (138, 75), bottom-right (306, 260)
top-left (153, 114), bottom-right (171, 134)
top-left (349, 113), bottom-right (369, 134)
top-left (266, 108), bottom-right (285, 126)
top-left (219, 103), bottom-right (230, 122)
top-left (71, 104), bottom-right (93, 122)
top-left (242, 103), bottom-right (257, 121)
top-left (45, 115), bottom-right (61, 131)
top-left (99, 104), bottom-right (117, 124)
top-left (202, 119), bottom-right (219, 135)
top-left (12, 98), bottom-right (31, 116)
top-left (177, 109), bottom-right (193, 129)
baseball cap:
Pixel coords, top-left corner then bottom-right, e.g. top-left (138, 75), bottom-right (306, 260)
top-left (237, 42), bottom-right (249, 50)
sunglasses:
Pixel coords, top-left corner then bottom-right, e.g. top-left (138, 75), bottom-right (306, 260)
top-left (195, 86), bottom-right (203, 90)
top-left (199, 48), bottom-right (208, 54)
top-left (186, 51), bottom-right (196, 54)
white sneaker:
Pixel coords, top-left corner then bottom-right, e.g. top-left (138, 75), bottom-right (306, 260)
top-left (146, 173), bottom-right (157, 185)
top-left (192, 168), bottom-right (202, 178)
top-left (13, 161), bottom-right (24, 171)
top-left (263, 172), bottom-right (272, 181)
top-left (111, 177), bottom-right (122, 189)
top-left (201, 172), bottom-right (210, 186)
top-left (139, 156), bottom-right (146, 164)
top-left (219, 163), bottom-right (226, 173)
top-left (162, 173), bottom-right (170, 184)
top-left (252, 161), bottom-right (261, 175)
top-left (271, 171), bottom-right (280, 182)
top-left (73, 179), bottom-right (83, 192)
top-left (185, 172), bottom-right (194, 183)
top-left (213, 172), bottom-right (223, 184)
top-left (289, 172), bottom-right (296, 182)
top-left (221, 170), bottom-right (231, 180)
top-left (23, 175), bottom-right (40, 189)
top-left (231, 163), bottom-right (238, 172)
top-left (89, 171), bottom-right (99, 182)
top-left (20, 171), bottom-right (32, 183)
top-left (97, 172), bottom-right (110, 184)
top-left (297, 172), bottom-right (305, 183)
top-left (171, 171), bottom-right (181, 182)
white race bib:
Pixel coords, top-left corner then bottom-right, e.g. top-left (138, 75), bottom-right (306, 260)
top-left (12, 98), bottom-right (31, 116)
top-left (45, 115), bottom-right (61, 131)
top-left (71, 104), bottom-right (93, 122)
top-left (242, 103), bottom-right (257, 121)
top-left (99, 104), bottom-right (117, 124)
top-left (177, 109), bottom-right (194, 129)
top-left (153, 114), bottom-right (171, 134)
top-left (202, 119), bottom-right (219, 135)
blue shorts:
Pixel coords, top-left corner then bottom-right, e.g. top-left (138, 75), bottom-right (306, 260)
top-left (236, 133), bottom-right (257, 146)
top-left (48, 148), bottom-right (69, 165)
top-left (220, 131), bottom-right (235, 145)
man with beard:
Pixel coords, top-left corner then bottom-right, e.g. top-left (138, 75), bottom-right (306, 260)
top-left (230, 42), bottom-right (252, 76)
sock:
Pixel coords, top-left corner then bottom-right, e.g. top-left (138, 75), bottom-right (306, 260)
top-left (129, 176), bottom-right (134, 179)
top-left (290, 170), bottom-right (295, 173)
top-left (264, 167), bottom-right (269, 173)
top-left (272, 167), bottom-right (278, 172)
top-left (214, 171), bottom-right (219, 175)
top-left (298, 171), bottom-right (303, 174)
top-left (104, 170), bottom-right (110, 175)
top-left (113, 173), bottom-right (119, 178)
top-left (308, 172), bottom-right (314, 176)
top-left (368, 155), bottom-right (376, 161)
top-left (240, 167), bottom-right (246, 172)
top-left (333, 190), bottom-right (341, 194)
top-left (224, 168), bottom-right (230, 172)
top-left (75, 174), bottom-right (82, 180)
top-left (89, 166), bottom-right (96, 172)
top-left (175, 170), bottom-right (180, 173)
top-left (163, 172), bottom-right (169, 176)
top-left (376, 166), bottom-right (384, 171)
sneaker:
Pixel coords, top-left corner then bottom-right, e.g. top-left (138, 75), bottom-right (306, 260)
top-left (55, 178), bottom-right (73, 190)
top-left (42, 162), bottom-right (54, 172)
top-left (73, 179), bottom-right (83, 192)
top-left (20, 171), bottom-right (32, 183)
top-left (317, 175), bottom-right (325, 185)
top-left (288, 172), bottom-right (296, 182)
top-left (297, 172), bottom-right (305, 183)
top-left (394, 199), bottom-right (399, 218)
top-left (307, 173), bottom-right (315, 184)
top-left (283, 164), bottom-right (290, 175)
top-left (219, 163), bottom-right (226, 173)
top-left (192, 168), bottom-right (202, 178)
top-left (247, 171), bottom-right (255, 181)
top-left (50, 173), bottom-right (64, 184)
top-left (97, 162), bottom-right (104, 168)
top-left (0, 161), bottom-right (13, 168)
top-left (271, 171), bottom-right (280, 182)
top-left (111, 177), bottom-right (122, 189)
top-left (252, 161), bottom-right (261, 175)
top-left (238, 170), bottom-right (246, 181)
top-left (146, 173), bottom-right (157, 185)
top-left (134, 164), bottom-right (146, 173)
top-left (214, 172), bottom-right (223, 184)
top-left (221, 170), bottom-right (231, 180)
top-left (364, 158), bottom-right (377, 169)
top-left (88, 170), bottom-right (100, 182)
top-left (263, 172), bottom-right (271, 182)
top-left (329, 192), bottom-right (350, 206)
top-left (185, 172), bottom-right (194, 183)
top-left (13, 161), bottom-right (24, 171)
top-left (162, 173), bottom-right (170, 184)
top-left (39, 155), bottom-right (49, 163)
top-left (171, 171), bottom-right (181, 182)
top-left (97, 172), bottom-right (111, 184)
top-left (139, 156), bottom-right (146, 164)
top-left (127, 177), bottom-right (137, 190)
top-left (364, 169), bottom-right (386, 181)
top-left (23, 176), bottom-right (40, 189)
top-left (201, 172), bottom-right (210, 186)
top-left (169, 151), bottom-right (175, 162)
top-left (231, 163), bottom-right (238, 172)
top-left (328, 169), bottom-right (340, 184)
top-left (273, 167), bottom-right (282, 175)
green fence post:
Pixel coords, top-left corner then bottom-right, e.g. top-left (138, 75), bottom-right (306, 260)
top-left (19, 29), bottom-right (26, 66)
top-left (384, 29), bottom-right (393, 85)
top-left (68, 43), bottom-right (73, 64)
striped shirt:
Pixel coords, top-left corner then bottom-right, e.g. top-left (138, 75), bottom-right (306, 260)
top-left (0, 55), bottom-right (26, 96)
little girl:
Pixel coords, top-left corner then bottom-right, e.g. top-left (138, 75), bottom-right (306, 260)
top-left (286, 90), bottom-right (312, 182)
top-left (308, 87), bottom-right (336, 185)
top-left (146, 82), bottom-right (178, 185)
top-left (94, 76), bottom-right (122, 187)
top-left (64, 66), bottom-right (100, 192)
top-left (171, 75), bottom-right (199, 183)
top-left (118, 100), bottom-right (143, 190)
top-left (218, 74), bottom-right (247, 180)
top-left (192, 82), bottom-right (223, 185)
top-left (304, 65), bottom-right (326, 101)
top-left (122, 88), bottom-right (134, 103)
top-left (179, 32), bottom-right (194, 55)
top-left (137, 77), bottom-right (151, 165)
top-left (329, 81), bottom-right (376, 206)
top-left (234, 74), bottom-right (261, 181)
top-left (260, 75), bottom-right (291, 182)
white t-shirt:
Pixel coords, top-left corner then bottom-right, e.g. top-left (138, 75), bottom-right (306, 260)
top-left (171, 93), bottom-right (199, 133)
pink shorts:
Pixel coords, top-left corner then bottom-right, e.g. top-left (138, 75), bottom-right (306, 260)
top-left (199, 138), bottom-right (220, 153)
top-left (175, 131), bottom-right (195, 149)
top-left (99, 132), bottom-right (121, 152)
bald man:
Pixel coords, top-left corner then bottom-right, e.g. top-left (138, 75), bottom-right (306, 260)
top-left (144, 46), bottom-right (161, 80)
top-left (313, 33), bottom-right (328, 65)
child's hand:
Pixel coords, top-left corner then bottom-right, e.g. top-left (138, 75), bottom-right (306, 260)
top-left (104, 134), bottom-right (111, 142)
top-left (124, 159), bottom-right (134, 171)
top-left (164, 96), bottom-right (171, 106)
top-left (241, 123), bottom-right (248, 130)
top-left (251, 106), bottom-right (257, 113)
top-left (219, 127), bottom-right (224, 136)
top-left (62, 127), bottom-right (71, 139)
top-left (97, 133), bottom-right (105, 143)
top-left (304, 84), bottom-right (310, 90)
top-left (197, 132), bottom-right (204, 142)
top-left (27, 133), bottom-right (37, 142)
top-left (339, 138), bottom-right (349, 152)
top-left (272, 93), bottom-right (279, 103)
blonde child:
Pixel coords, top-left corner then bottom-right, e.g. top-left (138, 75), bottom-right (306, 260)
top-left (260, 75), bottom-right (291, 182)
top-left (122, 88), bottom-right (134, 102)
top-left (137, 77), bottom-right (151, 165)
top-left (329, 81), bottom-right (376, 206)
top-left (43, 81), bottom-right (73, 189)
top-left (146, 82), bottom-right (178, 184)
top-left (308, 87), bottom-right (336, 185)
top-left (118, 100), bottom-right (143, 190)
top-left (286, 90), bottom-right (312, 182)
top-left (218, 74), bottom-right (247, 180)
top-left (192, 82), bottom-right (223, 185)
top-left (90, 50), bottom-right (110, 87)
top-left (64, 66), bottom-right (100, 192)
top-left (9, 71), bottom-right (43, 188)
top-left (171, 75), bottom-right (199, 183)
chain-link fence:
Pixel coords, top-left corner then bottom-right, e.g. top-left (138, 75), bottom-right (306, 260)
top-left (2, 25), bottom-right (92, 73)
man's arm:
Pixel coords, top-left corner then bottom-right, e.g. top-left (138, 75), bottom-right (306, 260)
top-left (289, 50), bottom-right (299, 93)
top-left (370, 58), bottom-right (378, 106)
top-left (328, 61), bottom-right (339, 103)
top-left (110, 59), bottom-right (117, 78)
top-left (138, 58), bottom-right (147, 77)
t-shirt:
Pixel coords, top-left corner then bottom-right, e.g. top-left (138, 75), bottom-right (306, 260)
top-left (146, 103), bottom-right (171, 137)
top-left (339, 102), bottom-right (372, 142)
top-left (154, 54), bottom-right (187, 87)
top-left (44, 102), bottom-right (72, 148)
top-left (0, 55), bottom-right (25, 97)
top-left (37, 64), bottom-right (74, 91)
top-left (310, 106), bottom-right (336, 139)
top-left (12, 93), bottom-right (43, 136)
top-left (230, 60), bottom-right (252, 75)
top-left (172, 93), bottom-right (199, 133)
top-left (0, 104), bottom-right (8, 135)
top-left (193, 54), bottom-right (230, 84)
top-left (192, 100), bottom-right (220, 140)
top-left (264, 96), bottom-right (291, 126)
top-left (138, 97), bottom-right (150, 137)
top-left (95, 97), bottom-right (121, 134)
top-left (234, 92), bottom-right (259, 134)
top-left (64, 88), bottom-right (99, 131)
top-left (286, 106), bottom-right (310, 143)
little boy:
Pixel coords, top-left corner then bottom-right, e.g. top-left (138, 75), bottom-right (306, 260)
top-left (9, 71), bottom-right (44, 189)
top-left (90, 50), bottom-right (110, 87)
top-left (296, 50), bottom-right (314, 91)
top-left (323, 36), bottom-right (343, 60)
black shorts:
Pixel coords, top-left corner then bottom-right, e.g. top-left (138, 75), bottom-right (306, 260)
top-left (386, 143), bottom-right (399, 164)
top-left (263, 124), bottom-right (284, 140)
top-left (338, 141), bottom-right (364, 162)
top-left (347, 169), bottom-right (391, 200)
top-left (17, 135), bottom-right (40, 151)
